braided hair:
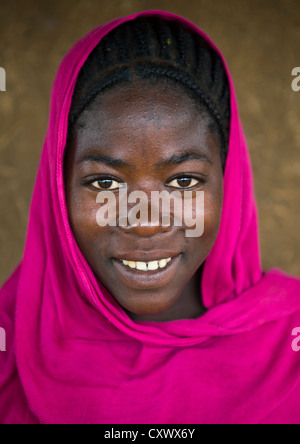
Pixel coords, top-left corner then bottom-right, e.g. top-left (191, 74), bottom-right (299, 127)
top-left (67, 17), bottom-right (231, 165)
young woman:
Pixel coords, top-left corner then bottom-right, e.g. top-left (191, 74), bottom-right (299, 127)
top-left (0, 10), bottom-right (300, 424)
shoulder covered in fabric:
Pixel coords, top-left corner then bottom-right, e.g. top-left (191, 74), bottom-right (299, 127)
top-left (265, 267), bottom-right (300, 295)
top-left (0, 265), bottom-right (38, 424)
top-left (0, 266), bottom-right (21, 355)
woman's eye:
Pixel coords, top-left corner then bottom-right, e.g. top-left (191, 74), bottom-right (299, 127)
top-left (167, 177), bottom-right (201, 189)
top-left (90, 178), bottom-right (120, 190)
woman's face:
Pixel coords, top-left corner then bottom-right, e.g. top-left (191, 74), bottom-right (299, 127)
top-left (64, 82), bottom-right (224, 322)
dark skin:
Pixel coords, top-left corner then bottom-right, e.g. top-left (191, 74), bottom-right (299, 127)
top-left (64, 82), bottom-right (224, 322)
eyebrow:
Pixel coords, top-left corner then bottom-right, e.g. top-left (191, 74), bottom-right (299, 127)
top-left (78, 150), bottom-right (212, 168)
top-left (78, 154), bottom-right (130, 168)
top-left (154, 151), bottom-right (212, 167)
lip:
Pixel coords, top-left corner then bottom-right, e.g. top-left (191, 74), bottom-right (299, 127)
top-left (112, 254), bottom-right (182, 290)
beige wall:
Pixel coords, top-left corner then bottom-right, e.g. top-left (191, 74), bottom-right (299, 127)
top-left (0, 0), bottom-right (299, 285)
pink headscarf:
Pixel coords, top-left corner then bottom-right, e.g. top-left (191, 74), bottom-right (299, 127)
top-left (1, 10), bottom-right (300, 424)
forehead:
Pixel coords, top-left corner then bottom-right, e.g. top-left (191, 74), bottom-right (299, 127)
top-left (70, 82), bottom-right (220, 162)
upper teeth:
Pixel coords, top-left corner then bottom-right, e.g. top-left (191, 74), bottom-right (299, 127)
top-left (121, 257), bottom-right (172, 271)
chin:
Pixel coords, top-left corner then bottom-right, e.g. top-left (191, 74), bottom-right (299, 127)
top-left (119, 293), bottom-right (179, 317)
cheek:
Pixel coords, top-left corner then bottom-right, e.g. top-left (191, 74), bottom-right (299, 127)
top-left (68, 192), bottom-right (96, 235)
top-left (186, 183), bottom-right (223, 257)
top-left (204, 187), bottom-right (223, 232)
top-left (67, 190), bottom-right (110, 258)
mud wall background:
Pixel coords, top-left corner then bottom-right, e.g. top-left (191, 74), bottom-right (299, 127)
top-left (0, 0), bottom-right (299, 285)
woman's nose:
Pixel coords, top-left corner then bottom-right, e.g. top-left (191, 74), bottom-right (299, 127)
top-left (118, 219), bottom-right (173, 236)
top-left (117, 200), bottom-right (174, 237)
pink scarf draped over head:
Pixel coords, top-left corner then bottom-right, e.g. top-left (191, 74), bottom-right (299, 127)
top-left (1, 10), bottom-right (300, 424)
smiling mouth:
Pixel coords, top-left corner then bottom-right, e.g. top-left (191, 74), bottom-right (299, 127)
top-left (112, 254), bottom-right (182, 289)
top-left (120, 257), bottom-right (172, 271)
